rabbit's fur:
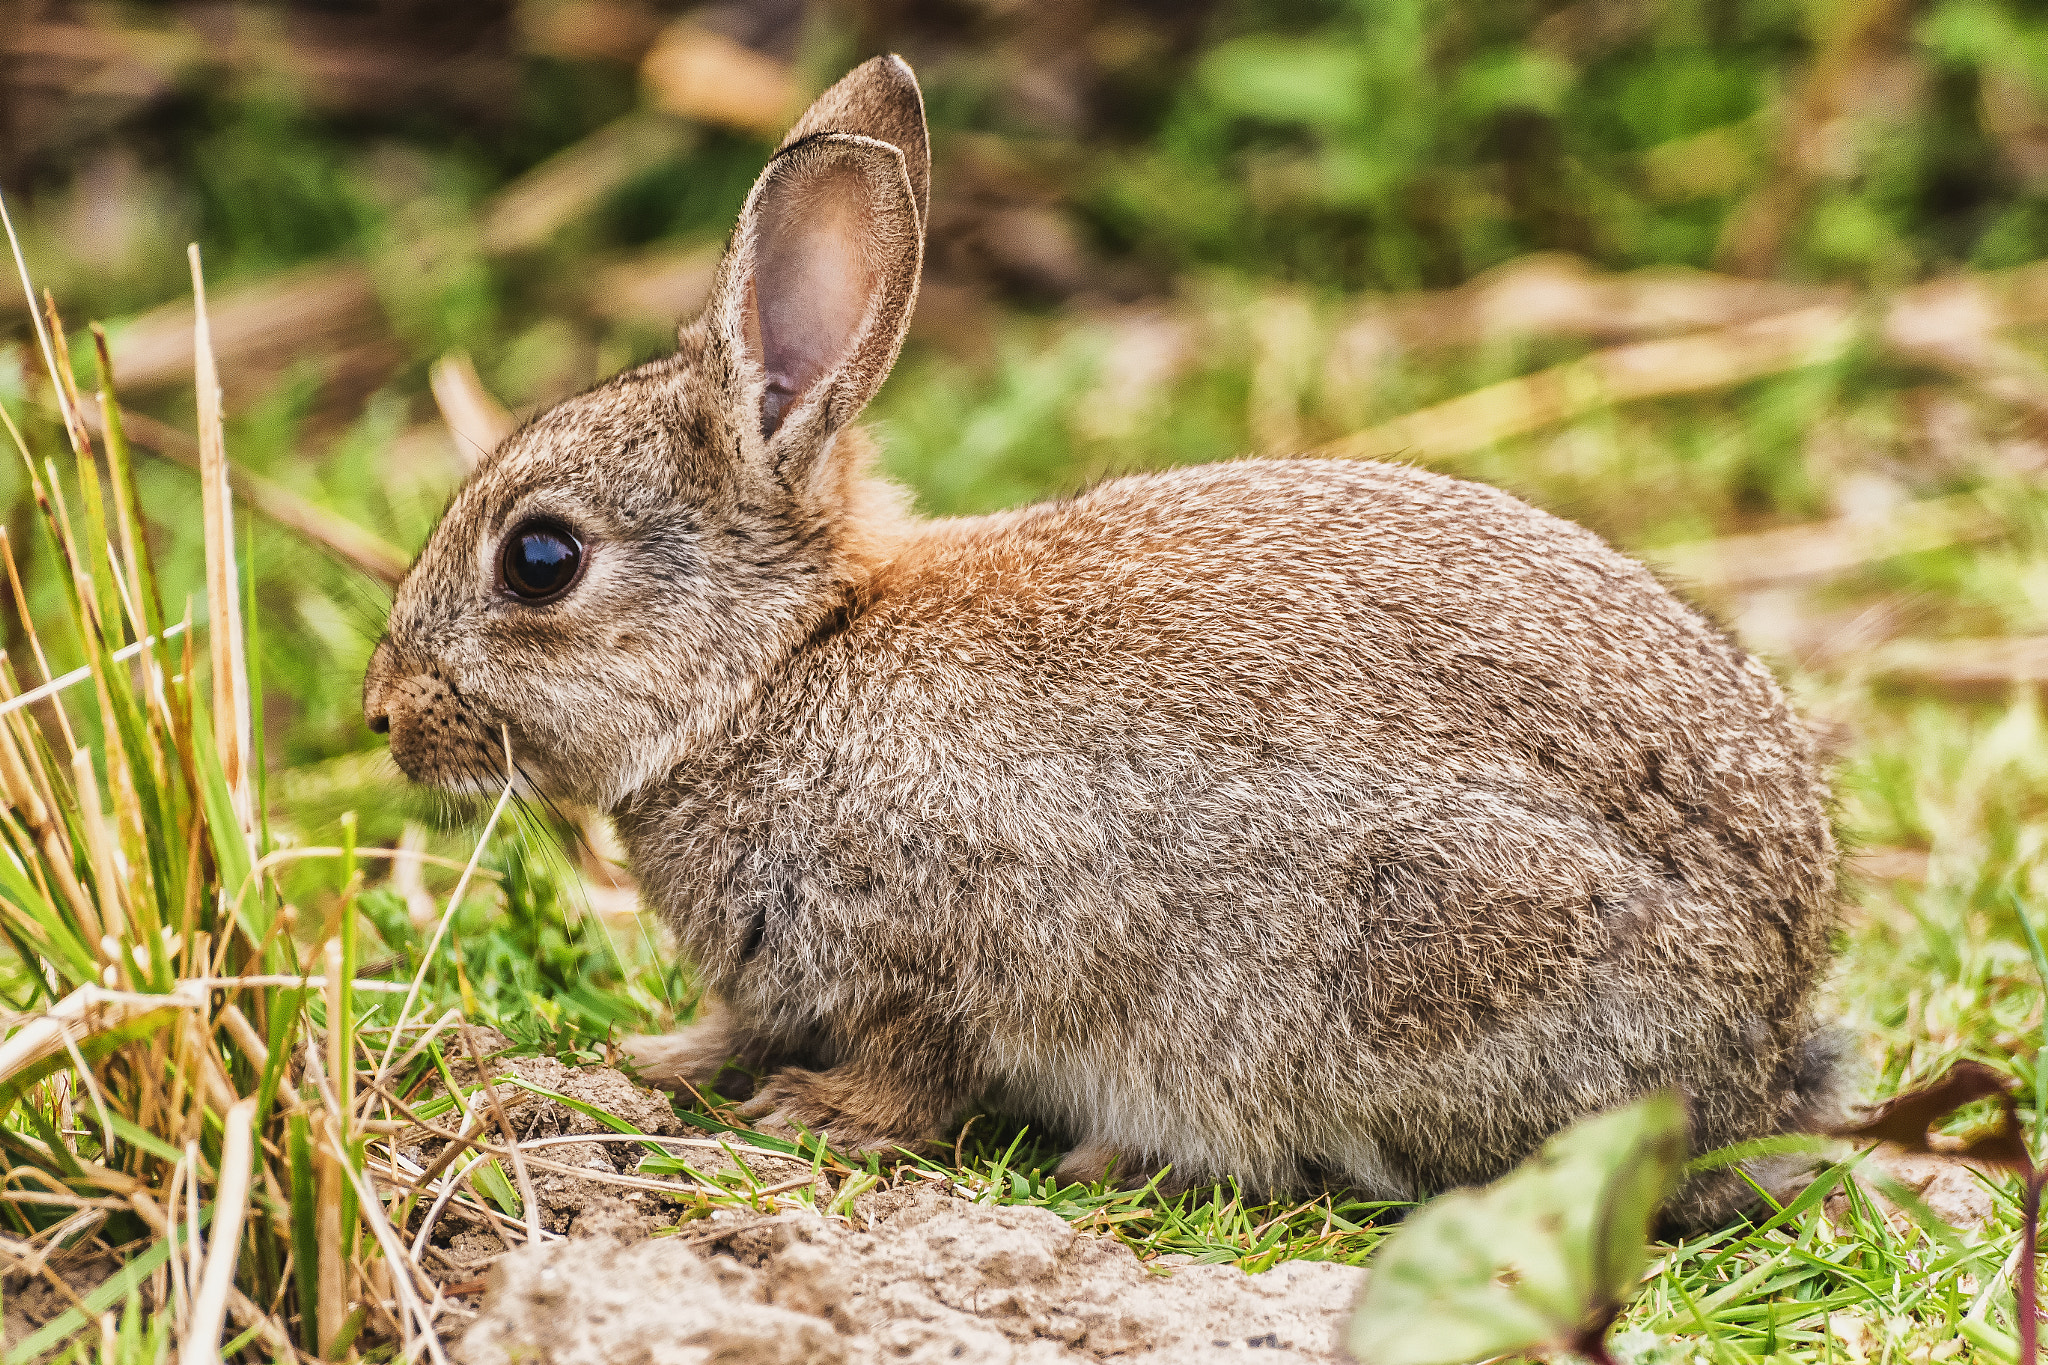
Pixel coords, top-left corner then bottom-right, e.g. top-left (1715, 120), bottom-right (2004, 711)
top-left (366, 57), bottom-right (1839, 1229)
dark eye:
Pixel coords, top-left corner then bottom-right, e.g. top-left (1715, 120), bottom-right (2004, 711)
top-left (501, 521), bottom-right (583, 602)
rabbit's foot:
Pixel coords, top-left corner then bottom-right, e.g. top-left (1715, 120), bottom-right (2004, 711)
top-left (619, 1003), bottom-right (770, 1097)
top-left (1055, 1142), bottom-right (1186, 1193)
top-left (736, 1065), bottom-right (946, 1159)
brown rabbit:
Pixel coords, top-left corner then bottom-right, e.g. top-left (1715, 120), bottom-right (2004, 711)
top-left (364, 56), bottom-right (1839, 1228)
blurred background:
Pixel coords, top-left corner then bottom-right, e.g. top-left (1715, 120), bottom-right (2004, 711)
top-left (3, 0), bottom-right (2048, 1068)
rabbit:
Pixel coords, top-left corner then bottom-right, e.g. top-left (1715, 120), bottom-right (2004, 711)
top-left (363, 55), bottom-right (1840, 1231)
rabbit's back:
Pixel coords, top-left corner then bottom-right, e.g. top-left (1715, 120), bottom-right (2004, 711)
top-left (833, 455), bottom-right (1829, 937)
top-left (625, 456), bottom-right (1835, 1207)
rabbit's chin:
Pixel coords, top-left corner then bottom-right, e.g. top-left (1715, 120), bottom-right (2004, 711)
top-left (402, 731), bottom-right (691, 812)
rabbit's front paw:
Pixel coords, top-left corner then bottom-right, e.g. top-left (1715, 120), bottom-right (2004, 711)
top-left (736, 1066), bottom-right (940, 1159)
top-left (618, 1004), bottom-right (765, 1096)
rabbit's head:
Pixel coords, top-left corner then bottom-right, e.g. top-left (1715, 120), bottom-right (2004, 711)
top-left (364, 57), bottom-right (929, 808)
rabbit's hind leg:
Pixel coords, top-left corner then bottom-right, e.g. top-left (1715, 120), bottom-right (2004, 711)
top-left (736, 1015), bottom-right (972, 1159)
top-left (1053, 1142), bottom-right (1189, 1194)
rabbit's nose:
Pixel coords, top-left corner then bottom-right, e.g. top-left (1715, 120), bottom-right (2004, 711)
top-left (363, 639), bottom-right (397, 733)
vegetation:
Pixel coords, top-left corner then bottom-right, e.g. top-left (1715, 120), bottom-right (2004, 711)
top-left (3, 0), bottom-right (2048, 1360)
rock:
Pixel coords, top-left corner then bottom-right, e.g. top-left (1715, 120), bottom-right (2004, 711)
top-left (1859, 1148), bottom-right (1999, 1231)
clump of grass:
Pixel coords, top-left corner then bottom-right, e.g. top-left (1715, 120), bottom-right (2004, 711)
top-left (0, 206), bottom-right (446, 1361)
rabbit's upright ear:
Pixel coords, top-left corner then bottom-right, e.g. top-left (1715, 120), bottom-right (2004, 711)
top-left (703, 56), bottom-right (928, 485)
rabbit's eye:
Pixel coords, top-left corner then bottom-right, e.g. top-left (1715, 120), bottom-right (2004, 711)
top-left (501, 521), bottom-right (583, 602)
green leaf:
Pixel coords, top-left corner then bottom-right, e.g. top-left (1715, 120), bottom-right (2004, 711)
top-left (1346, 1090), bottom-right (1688, 1365)
top-left (107, 1111), bottom-right (184, 1165)
top-left (189, 708), bottom-right (256, 939)
top-left (288, 1111), bottom-right (321, 1351)
top-left (1196, 37), bottom-right (1370, 128)
top-left (473, 1156), bottom-right (522, 1217)
top-left (494, 1074), bottom-right (641, 1134)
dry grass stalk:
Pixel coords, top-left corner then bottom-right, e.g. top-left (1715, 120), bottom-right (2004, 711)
top-left (641, 23), bottom-right (798, 136)
top-left (0, 983), bottom-right (200, 1087)
top-left (178, 1097), bottom-right (256, 1365)
top-left (586, 242), bottom-right (721, 333)
top-left (480, 115), bottom-right (695, 257)
top-left (107, 262), bottom-right (382, 396)
top-left (1310, 304), bottom-right (1856, 463)
top-left (1337, 253), bottom-right (1844, 354)
top-left (87, 403), bottom-right (409, 587)
top-left (1309, 258), bottom-right (2048, 466)
top-left (518, 0), bottom-right (667, 64)
top-left (461, 1023), bottom-right (544, 1245)
top-left (319, 938), bottom-right (351, 1360)
top-left (1651, 496), bottom-right (2001, 593)
top-left (430, 353), bottom-right (516, 471)
top-left (395, 824), bottom-right (441, 932)
top-left (1867, 636), bottom-right (2048, 700)
top-left (189, 246), bottom-right (254, 836)
top-left (377, 731), bottom-right (517, 1083)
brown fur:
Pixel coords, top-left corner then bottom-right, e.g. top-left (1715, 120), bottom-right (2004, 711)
top-left (365, 56), bottom-right (1840, 1229)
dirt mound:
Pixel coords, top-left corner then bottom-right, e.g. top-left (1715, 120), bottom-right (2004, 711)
top-left (457, 1182), bottom-right (1366, 1364)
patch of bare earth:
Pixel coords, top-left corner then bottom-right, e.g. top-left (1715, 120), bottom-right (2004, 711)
top-left (405, 1039), bottom-right (1362, 1361)
top-left (456, 1183), bottom-right (1363, 1364)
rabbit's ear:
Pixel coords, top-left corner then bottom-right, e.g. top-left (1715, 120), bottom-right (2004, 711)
top-left (776, 54), bottom-right (929, 230)
top-left (703, 56), bottom-right (926, 480)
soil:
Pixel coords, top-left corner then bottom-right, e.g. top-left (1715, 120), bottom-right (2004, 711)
top-left (1, 1247), bottom-right (124, 1357)
top-left (405, 1029), bottom-right (835, 1279)
top-left (437, 1034), bottom-right (1368, 1363)
top-left (456, 1183), bottom-right (1366, 1364)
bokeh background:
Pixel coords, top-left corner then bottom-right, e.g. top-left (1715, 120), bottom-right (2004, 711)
top-left (4, 0), bottom-right (2048, 1084)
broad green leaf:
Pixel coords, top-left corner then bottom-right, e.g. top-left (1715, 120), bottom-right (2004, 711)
top-left (1196, 37), bottom-right (1370, 128)
top-left (1347, 1090), bottom-right (1688, 1365)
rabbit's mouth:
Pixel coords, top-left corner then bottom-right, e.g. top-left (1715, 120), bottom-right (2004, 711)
top-left (365, 662), bottom-right (521, 795)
